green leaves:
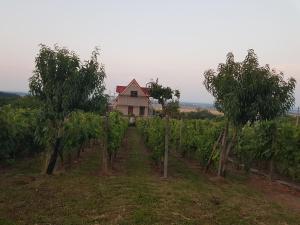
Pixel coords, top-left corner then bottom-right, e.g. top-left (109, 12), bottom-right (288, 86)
top-left (0, 106), bottom-right (42, 162)
top-left (203, 49), bottom-right (296, 126)
top-left (137, 118), bottom-right (223, 166)
top-left (137, 117), bottom-right (165, 162)
top-left (63, 111), bottom-right (104, 154)
top-left (148, 79), bottom-right (180, 117)
top-left (238, 120), bottom-right (300, 181)
top-left (107, 112), bottom-right (128, 155)
top-left (28, 45), bottom-right (107, 173)
top-left (29, 44), bottom-right (107, 120)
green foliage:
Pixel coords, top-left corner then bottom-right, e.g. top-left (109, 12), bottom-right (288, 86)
top-left (0, 96), bottom-right (20, 107)
top-left (63, 112), bottom-right (104, 155)
top-left (0, 107), bottom-right (128, 165)
top-left (107, 111), bottom-right (128, 156)
top-left (0, 96), bottom-right (42, 109)
top-left (137, 117), bottom-right (223, 166)
top-left (149, 79), bottom-right (180, 117)
top-left (180, 110), bottom-right (218, 120)
top-left (137, 117), bottom-right (165, 162)
top-left (238, 120), bottom-right (300, 181)
top-left (29, 44), bottom-right (107, 173)
top-left (172, 119), bottom-right (223, 165)
top-left (29, 44), bottom-right (107, 119)
top-left (0, 105), bottom-right (42, 163)
top-left (204, 49), bottom-right (296, 126)
top-left (203, 49), bottom-right (296, 177)
top-left (139, 116), bottom-right (300, 181)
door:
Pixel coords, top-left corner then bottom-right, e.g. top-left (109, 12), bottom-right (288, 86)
top-left (128, 106), bottom-right (133, 115)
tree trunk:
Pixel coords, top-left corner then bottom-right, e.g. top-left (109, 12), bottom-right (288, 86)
top-left (42, 149), bottom-right (51, 174)
top-left (205, 129), bottom-right (223, 173)
top-left (221, 127), bottom-right (238, 176)
top-left (58, 148), bottom-right (64, 169)
top-left (46, 137), bottom-right (61, 175)
top-left (218, 122), bottom-right (228, 177)
top-left (163, 115), bottom-right (170, 178)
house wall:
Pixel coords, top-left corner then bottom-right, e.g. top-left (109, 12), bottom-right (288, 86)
top-left (114, 80), bottom-right (152, 116)
top-left (121, 82), bottom-right (147, 97)
top-left (116, 95), bottom-right (149, 107)
top-left (115, 105), bottom-right (149, 116)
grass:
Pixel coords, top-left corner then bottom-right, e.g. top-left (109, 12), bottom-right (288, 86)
top-left (0, 127), bottom-right (300, 225)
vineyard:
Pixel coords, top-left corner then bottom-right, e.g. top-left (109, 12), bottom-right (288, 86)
top-left (1, 104), bottom-right (299, 182)
top-left (1, 45), bottom-right (300, 224)
top-left (1, 118), bottom-right (300, 224)
top-left (137, 117), bottom-right (300, 182)
top-left (0, 105), bottom-right (127, 172)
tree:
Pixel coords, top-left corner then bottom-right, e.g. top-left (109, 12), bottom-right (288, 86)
top-left (149, 79), bottom-right (180, 178)
top-left (203, 49), bottom-right (295, 177)
top-left (29, 44), bottom-right (106, 174)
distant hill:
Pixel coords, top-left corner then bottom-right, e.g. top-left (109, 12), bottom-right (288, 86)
top-left (0, 91), bottom-right (19, 97)
top-left (180, 101), bottom-right (215, 109)
top-left (0, 91), bottom-right (27, 97)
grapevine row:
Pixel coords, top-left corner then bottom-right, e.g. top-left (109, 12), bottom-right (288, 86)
top-left (137, 117), bottom-right (300, 182)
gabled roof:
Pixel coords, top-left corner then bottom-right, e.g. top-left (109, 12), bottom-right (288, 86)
top-left (116, 79), bottom-right (149, 96)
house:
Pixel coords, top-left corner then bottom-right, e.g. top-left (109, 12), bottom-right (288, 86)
top-left (113, 79), bottom-right (152, 116)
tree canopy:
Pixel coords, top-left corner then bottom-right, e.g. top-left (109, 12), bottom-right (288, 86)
top-left (204, 49), bottom-right (296, 126)
top-left (29, 44), bottom-right (107, 118)
top-left (149, 79), bottom-right (180, 117)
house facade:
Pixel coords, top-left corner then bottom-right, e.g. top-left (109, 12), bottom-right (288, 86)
top-left (113, 79), bottom-right (152, 116)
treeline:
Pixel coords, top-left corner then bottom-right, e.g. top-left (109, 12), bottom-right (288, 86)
top-left (137, 117), bottom-right (300, 182)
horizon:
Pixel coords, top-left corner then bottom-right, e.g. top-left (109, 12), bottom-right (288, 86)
top-left (1, 0), bottom-right (299, 106)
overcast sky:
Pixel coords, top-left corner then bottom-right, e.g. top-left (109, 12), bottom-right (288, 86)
top-left (0, 0), bottom-right (299, 106)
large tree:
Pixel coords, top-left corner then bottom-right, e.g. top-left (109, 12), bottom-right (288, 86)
top-left (29, 44), bottom-right (106, 174)
top-left (149, 79), bottom-right (180, 178)
top-left (203, 49), bottom-right (296, 177)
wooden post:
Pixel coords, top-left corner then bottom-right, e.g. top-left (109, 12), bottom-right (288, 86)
top-left (269, 124), bottom-right (277, 181)
top-left (296, 107), bottom-right (299, 126)
top-left (102, 113), bottom-right (109, 175)
top-left (179, 118), bottom-right (183, 153)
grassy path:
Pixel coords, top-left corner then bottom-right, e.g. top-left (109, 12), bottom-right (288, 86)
top-left (1, 127), bottom-right (300, 224)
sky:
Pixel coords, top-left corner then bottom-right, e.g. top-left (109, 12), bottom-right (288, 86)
top-left (0, 0), bottom-right (300, 106)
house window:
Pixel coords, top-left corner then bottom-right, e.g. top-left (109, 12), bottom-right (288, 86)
top-left (130, 91), bottom-right (138, 97)
top-left (139, 106), bottom-right (145, 116)
top-left (128, 106), bottom-right (133, 115)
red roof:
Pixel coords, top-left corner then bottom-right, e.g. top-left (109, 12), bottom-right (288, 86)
top-left (116, 79), bottom-right (149, 96)
top-left (116, 85), bottom-right (126, 93)
top-left (141, 87), bottom-right (149, 96)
